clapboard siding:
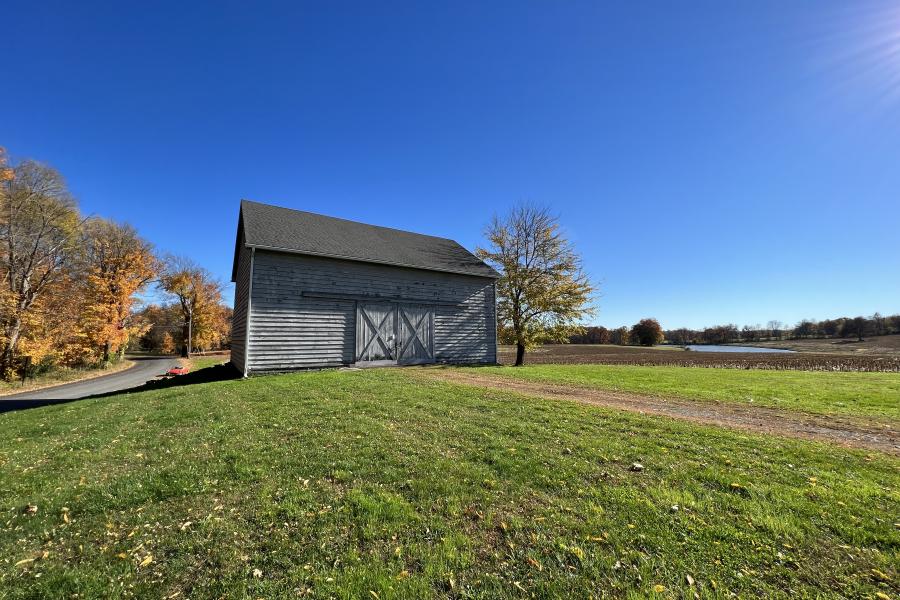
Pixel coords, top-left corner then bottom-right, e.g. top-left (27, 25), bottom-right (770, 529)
top-left (246, 250), bottom-right (496, 371)
top-left (229, 237), bottom-right (252, 374)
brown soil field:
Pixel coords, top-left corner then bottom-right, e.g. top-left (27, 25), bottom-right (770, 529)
top-left (498, 343), bottom-right (900, 372)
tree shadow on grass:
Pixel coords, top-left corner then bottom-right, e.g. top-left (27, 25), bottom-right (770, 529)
top-left (0, 364), bottom-right (241, 413)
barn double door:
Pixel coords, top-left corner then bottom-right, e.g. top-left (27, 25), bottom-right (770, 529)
top-left (355, 303), bottom-right (434, 365)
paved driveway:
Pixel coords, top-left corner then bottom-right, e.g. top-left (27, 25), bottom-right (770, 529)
top-left (0, 356), bottom-right (180, 411)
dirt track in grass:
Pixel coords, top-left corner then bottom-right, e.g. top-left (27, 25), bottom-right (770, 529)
top-left (416, 369), bottom-right (900, 456)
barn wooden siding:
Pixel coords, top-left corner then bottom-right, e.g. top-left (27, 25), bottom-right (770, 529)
top-left (229, 239), bottom-right (252, 374)
top-left (245, 250), bottom-right (496, 371)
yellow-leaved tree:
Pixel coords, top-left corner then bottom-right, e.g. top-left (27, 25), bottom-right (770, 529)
top-left (79, 219), bottom-right (159, 363)
top-left (477, 204), bottom-right (594, 366)
top-left (160, 332), bottom-right (176, 355)
top-left (159, 257), bottom-right (228, 357)
top-left (0, 156), bottom-right (82, 378)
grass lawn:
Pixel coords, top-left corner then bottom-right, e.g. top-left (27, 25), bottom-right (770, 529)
top-left (465, 364), bottom-right (900, 420)
top-left (0, 368), bottom-right (897, 598)
top-left (184, 355), bottom-right (230, 372)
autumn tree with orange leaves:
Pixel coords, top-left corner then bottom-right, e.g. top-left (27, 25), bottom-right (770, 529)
top-left (159, 257), bottom-right (229, 357)
top-left (79, 219), bottom-right (159, 363)
top-left (0, 152), bottom-right (82, 378)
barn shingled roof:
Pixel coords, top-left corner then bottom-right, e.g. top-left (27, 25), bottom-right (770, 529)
top-left (232, 200), bottom-right (500, 281)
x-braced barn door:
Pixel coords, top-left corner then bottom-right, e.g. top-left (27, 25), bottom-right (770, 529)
top-left (356, 303), bottom-right (397, 364)
top-left (356, 303), bottom-right (434, 365)
top-left (397, 305), bottom-right (434, 364)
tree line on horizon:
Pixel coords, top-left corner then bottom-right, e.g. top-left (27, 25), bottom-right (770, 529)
top-left (0, 147), bottom-right (230, 380)
top-left (567, 313), bottom-right (900, 346)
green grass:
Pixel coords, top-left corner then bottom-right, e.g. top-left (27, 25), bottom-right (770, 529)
top-left (0, 369), bottom-right (897, 599)
top-left (465, 364), bottom-right (900, 419)
top-left (185, 355), bottom-right (229, 371)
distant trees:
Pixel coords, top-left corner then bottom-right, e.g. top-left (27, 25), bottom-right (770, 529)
top-left (656, 313), bottom-right (898, 346)
top-left (569, 326), bottom-right (610, 344)
top-left (133, 303), bottom-right (183, 353)
top-left (793, 319), bottom-right (818, 339)
top-left (872, 313), bottom-right (886, 336)
top-left (767, 320), bottom-right (784, 340)
top-left (630, 318), bottom-right (664, 346)
top-left (741, 325), bottom-right (759, 342)
top-left (609, 326), bottom-right (630, 346)
top-left (478, 205), bottom-right (593, 366)
top-left (844, 316), bottom-right (869, 342)
top-left (670, 328), bottom-right (693, 345)
top-left (132, 299), bottom-right (231, 355)
top-left (563, 311), bottom-right (899, 349)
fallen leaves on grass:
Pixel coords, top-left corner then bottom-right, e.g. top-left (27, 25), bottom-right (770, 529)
top-left (15, 549), bottom-right (49, 568)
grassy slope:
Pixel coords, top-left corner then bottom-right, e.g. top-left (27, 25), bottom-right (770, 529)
top-left (184, 355), bottom-right (230, 371)
top-left (466, 364), bottom-right (900, 419)
top-left (0, 369), bottom-right (897, 599)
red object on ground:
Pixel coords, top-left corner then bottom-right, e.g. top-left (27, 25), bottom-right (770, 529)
top-left (166, 367), bottom-right (189, 376)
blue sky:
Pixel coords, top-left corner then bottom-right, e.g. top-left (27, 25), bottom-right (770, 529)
top-left (3, 1), bottom-right (898, 329)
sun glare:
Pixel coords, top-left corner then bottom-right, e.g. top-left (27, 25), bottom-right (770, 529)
top-left (817, 1), bottom-right (900, 111)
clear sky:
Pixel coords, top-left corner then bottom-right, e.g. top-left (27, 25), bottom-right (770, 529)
top-left (3, 1), bottom-right (898, 329)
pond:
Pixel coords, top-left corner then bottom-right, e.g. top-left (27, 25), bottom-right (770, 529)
top-left (678, 344), bottom-right (794, 353)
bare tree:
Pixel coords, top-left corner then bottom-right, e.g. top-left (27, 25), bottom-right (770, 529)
top-left (477, 205), bottom-right (594, 366)
top-left (845, 316), bottom-right (868, 342)
top-left (872, 312), bottom-right (885, 336)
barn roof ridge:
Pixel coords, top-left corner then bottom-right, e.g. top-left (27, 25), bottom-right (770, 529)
top-left (232, 199), bottom-right (500, 281)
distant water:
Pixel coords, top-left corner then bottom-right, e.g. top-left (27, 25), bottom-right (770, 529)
top-left (680, 344), bottom-right (794, 353)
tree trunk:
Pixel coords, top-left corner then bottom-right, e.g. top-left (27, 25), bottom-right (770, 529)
top-left (1, 319), bottom-right (22, 380)
top-left (103, 341), bottom-right (111, 364)
top-left (181, 323), bottom-right (189, 357)
top-left (515, 342), bottom-right (526, 366)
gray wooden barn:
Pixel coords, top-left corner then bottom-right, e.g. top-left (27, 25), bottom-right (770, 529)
top-left (230, 200), bottom-right (499, 375)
